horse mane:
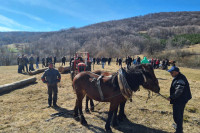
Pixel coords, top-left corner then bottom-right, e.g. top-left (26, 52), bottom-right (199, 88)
top-left (111, 72), bottom-right (120, 90)
top-left (125, 65), bottom-right (144, 92)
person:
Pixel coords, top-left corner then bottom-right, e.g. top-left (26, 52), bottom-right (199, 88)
top-left (29, 55), bottom-right (35, 71)
top-left (155, 59), bottom-right (160, 69)
top-left (36, 56), bottom-right (39, 69)
top-left (101, 57), bottom-right (106, 69)
top-left (21, 54), bottom-right (25, 72)
top-left (41, 62), bottom-right (61, 108)
top-left (136, 56), bottom-right (141, 65)
top-left (54, 56), bottom-right (57, 67)
top-left (62, 56), bottom-right (66, 66)
top-left (116, 58), bottom-right (118, 65)
top-left (23, 55), bottom-right (29, 72)
top-left (18, 56), bottom-right (23, 73)
top-left (42, 58), bottom-right (45, 68)
top-left (167, 66), bottom-right (192, 133)
top-left (118, 58), bottom-right (122, 67)
top-left (141, 56), bottom-right (149, 64)
top-left (92, 57), bottom-right (96, 65)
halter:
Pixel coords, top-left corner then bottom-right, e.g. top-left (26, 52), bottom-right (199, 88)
top-left (142, 73), bottom-right (147, 83)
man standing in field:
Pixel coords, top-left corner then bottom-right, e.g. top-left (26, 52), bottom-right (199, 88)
top-left (167, 66), bottom-right (192, 133)
top-left (41, 62), bottom-right (61, 108)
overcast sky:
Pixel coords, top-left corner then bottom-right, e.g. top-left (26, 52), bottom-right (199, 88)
top-left (0, 0), bottom-right (199, 32)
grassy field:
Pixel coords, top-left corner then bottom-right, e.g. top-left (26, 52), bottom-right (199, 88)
top-left (0, 63), bottom-right (199, 133)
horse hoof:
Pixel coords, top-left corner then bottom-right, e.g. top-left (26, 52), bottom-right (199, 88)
top-left (90, 107), bottom-right (94, 112)
top-left (85, 109), bottom-right (90, 113)
top-left (105, 125), bottom-right (112, 132)
top-left (118, 114), bottom-right (127, 122)
top-left (81, 120), bottom-right (88, 126)
top-left (74, 116), bottom-right (80, 121)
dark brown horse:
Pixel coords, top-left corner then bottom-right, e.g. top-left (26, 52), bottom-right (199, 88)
top-left (73, 64), bottom-right (160, 131)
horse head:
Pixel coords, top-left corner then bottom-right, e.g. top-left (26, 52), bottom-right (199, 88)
top-left (125, 64), bottom-right (160, 93)
top-left (140, 64), bottom-right (160, 93)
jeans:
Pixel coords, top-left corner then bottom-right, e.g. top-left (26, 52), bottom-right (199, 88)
top-left (36, 61), bottom-right (39, 69)
top-left (48, 84), bottom-right (58, 106)
top-left (102, 62), bottom-right (105, 69)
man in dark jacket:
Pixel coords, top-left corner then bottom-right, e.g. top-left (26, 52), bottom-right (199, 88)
top-left (62, 56), bottom-right (66, 66)
top-left (167, 66), bottom-right (192, 133)
top-left (41, 63), bottom-right (61, 108)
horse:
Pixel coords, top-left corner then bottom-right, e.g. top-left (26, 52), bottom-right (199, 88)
top-left (72, 64), bottom-right (160, 131)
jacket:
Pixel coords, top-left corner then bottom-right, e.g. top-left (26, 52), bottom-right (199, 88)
top-left (41, 68), bottom-right (61, 85)
top-left (141, 57), bottom-right (149, 64)
top-left (170, 73), bottom-right (192, 104)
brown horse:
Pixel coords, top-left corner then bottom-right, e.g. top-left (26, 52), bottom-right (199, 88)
top-left (73, 64), bottom-right (160, 131)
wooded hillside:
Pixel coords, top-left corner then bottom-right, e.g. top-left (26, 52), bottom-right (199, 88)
top-left (1, 11), bottom-right (200, 66)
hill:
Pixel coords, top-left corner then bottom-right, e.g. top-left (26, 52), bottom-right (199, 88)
top-left (1, 11), bottom-right (200, 66)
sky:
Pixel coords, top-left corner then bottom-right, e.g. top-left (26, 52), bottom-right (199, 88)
top-left (0, 0), bottom-right (199, 32)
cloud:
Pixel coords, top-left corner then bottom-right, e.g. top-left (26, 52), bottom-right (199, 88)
top-left (0, 26), bottom-right (16, 31)
top-left (0, 14), bottom-right (32, 30)
top-left (0, 6), bottom-right (44, 22)
top-left (15, 0), bottom-right (105, 22)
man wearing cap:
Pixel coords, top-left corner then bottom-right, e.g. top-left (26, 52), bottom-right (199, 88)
top-left (41, 62), bottom-right (61, 108)
top-left (167, 66), bottom-right (192, 133)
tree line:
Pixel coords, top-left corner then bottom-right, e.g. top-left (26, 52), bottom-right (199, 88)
top-left (1, 11), bottom-right (200, 66)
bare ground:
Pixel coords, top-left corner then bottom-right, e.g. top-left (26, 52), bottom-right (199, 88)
top-left (0, 63), bottom-right (200, 133)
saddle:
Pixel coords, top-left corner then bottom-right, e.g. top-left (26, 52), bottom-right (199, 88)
top-left (91, 75), bottom-right (113, 101)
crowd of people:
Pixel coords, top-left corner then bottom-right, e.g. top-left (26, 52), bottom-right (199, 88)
top-left (114, 56), bottom-right (171, 70)
top-left (17, 55), bottom-right (59, 73)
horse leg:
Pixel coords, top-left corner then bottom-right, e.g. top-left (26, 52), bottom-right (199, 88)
top-left (118, 101), bottom-right (127, 122)
top-left (105, 102), bottom-right (118, 132)
top-left (90, 99), bottom-right (94, 112)
top-left (73, 99), bottom-right (80, 121)
top-left (77, 94), bottom-right (88, 125)
top-left (112, 107), bottom-right (119, 127)
top-left (85, 96), bottom-right (90, 113)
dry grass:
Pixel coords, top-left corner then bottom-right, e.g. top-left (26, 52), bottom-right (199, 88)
top-left (0, 63), bottom-right (200, 133)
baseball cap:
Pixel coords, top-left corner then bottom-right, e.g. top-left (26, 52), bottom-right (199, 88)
top-left (168, 66), bottom-right (179, 72)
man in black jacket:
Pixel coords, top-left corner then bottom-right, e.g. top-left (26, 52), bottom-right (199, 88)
top-left (167, 66), bottom-right (192, 133)
top-left (41, 62), bottom-right (61, 108)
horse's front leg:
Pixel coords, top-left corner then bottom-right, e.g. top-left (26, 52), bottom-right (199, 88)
top-left (105, 102), bottom-right (118, 132)
top-left (85, 96), bottom-right (90, 113)
top-left (112, 107), bottom-right (119, 127)
top-left (90, 99), bottom-right (94, 112)
top-left (118, 101), bottom-right (127, 122)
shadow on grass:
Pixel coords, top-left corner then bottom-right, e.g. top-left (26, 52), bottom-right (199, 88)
top-left (52, 106), bottom-right (74, 118)
top-left (95, 113), bottom-right (169, 133)
top-left (0, 82), bottom-right (38, 96)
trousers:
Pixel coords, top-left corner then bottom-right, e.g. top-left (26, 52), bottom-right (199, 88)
top-left (173, 103), bottom-right (186, 133)
top-left (47, 84), bottom-right (58, 106)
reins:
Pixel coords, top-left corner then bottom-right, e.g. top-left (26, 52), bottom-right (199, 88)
top-left (157, 92), bottom-right (168, 100)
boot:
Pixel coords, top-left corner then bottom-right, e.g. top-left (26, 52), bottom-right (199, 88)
top-left (53, 100), bottom-right (58, 108)
top-left (48, 99), bottom-right (52, 108)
